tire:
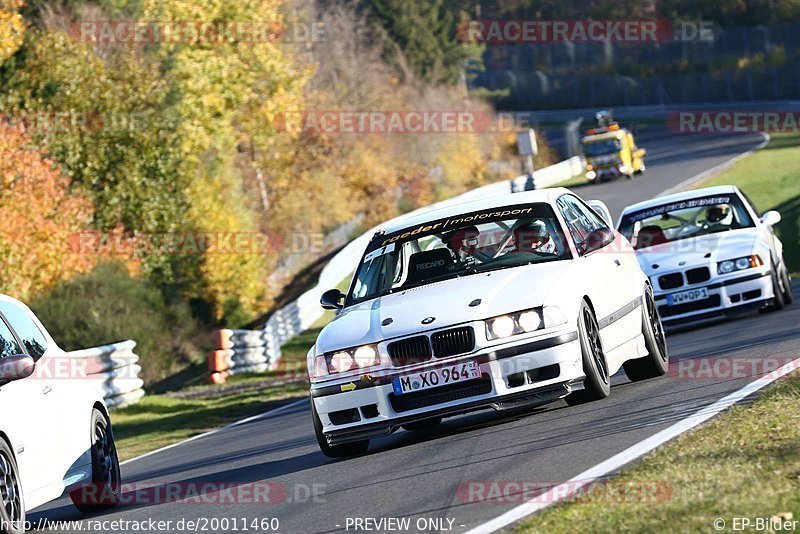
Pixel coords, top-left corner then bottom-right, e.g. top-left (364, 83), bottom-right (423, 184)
top-left (69, 408), bottom-right (121, 513)
top-left (0, 440), bottom-right (25, 534)
top-left (402, 417), bottom-right (443, 432)
top-left (623, 287), bottom-right (669, 382)
top-left (565, 301), bottom-right (611, 406)
top-left (781, 264), bottom-right (794, 305)
top-left (311, 401), bottom-right (369, 458)
top-left (763, 263), bottom-right (786, 312)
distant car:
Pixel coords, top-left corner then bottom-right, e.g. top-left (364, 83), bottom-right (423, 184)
top-left (307, 188), bottom-right (669, 458)
top-left (0, 294), bottom-right (120, 533)
top-left (617, 185), bottom-right (793, 327)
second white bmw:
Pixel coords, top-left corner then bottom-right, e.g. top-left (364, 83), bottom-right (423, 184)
top-left (308, 188), bottom-right (669, 457)
top-left (618, 185), bottom-right (793, 326)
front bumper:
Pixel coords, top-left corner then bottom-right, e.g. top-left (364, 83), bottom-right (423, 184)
top-left (655, 269), bottom-right (773, 325)
top-left (311, 330), bottom-right (582, 445)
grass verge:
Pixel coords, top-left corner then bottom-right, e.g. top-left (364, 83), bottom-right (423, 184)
top-left (518, 372), bottom-right (800, 532)
top-left (701, 133), bottom-right (800, 274)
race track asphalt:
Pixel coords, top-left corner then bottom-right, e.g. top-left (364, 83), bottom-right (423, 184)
top-left (32, 129), bottom-right (798, 534)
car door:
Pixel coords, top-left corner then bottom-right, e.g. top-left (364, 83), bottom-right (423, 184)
top-left (556, 195), bottom-right (634, 356)
top-left (0, 303), bottom-right (66, 494)
top-left (0, 313), bottom-right (56, 497)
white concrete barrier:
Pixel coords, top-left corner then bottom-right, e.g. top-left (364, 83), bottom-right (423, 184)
top-left (68, 340), bottom-right (145, 409)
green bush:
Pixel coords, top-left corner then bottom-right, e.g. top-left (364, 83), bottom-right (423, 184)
top-left (30, 262), bottom-right (206, 385)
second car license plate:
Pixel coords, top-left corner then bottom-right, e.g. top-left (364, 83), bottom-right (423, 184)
top-left (392, 360), bottom-right (480, 395)
top-left (667, 287), bottom-right (709, 306)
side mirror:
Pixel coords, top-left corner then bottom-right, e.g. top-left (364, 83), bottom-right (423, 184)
top-left (761, 211), bottom-right (781, 226)
top-left (320, 289), bottom-right (345, 310)
top-left (0, 354), bottom-right (35, 387)
top-left (580, 227), bottom-right (616, 255)
top-left (587, 200), bottom-right (614, 227)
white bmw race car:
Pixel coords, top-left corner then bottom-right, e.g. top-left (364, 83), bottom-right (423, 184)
top-left (617, 185), bottom-right (793, 326)
top-left (307, 188), bottom-right (669, 457)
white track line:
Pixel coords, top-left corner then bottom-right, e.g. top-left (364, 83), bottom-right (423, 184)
top-left (656, 131), bottom-right (770, 197)
top-left (119, 397), bottom-right (307, 466)
top-left (466, 350), bottom-right (800, 532)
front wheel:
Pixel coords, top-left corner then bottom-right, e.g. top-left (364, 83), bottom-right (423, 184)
top-left (762, 263), bottom-right (786, 312)
top-left (69, 408), bottom-right (121, 513)
top-left (624, 288), bottom-right (669, 382)
top-left (311, 401), bottom-right (369, 458)
top-left (780, 264), bottom-right (794, 305)
top-left (566, 301), bottom-right (611, 406)
top-left (0, 440), bottom-right (25, 534)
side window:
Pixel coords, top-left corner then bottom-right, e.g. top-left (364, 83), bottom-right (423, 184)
top-left (0, 318), bottom-right (22, 359)
top-left (0, 302), bottom-right (48, 361)
top-left (557, 195), bottom-right (607, 251)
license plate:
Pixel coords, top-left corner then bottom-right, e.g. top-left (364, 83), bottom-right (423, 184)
top-left (392, 360), bottom-right (481, 395)
top-left (667, 287), bottom-right (709, 306)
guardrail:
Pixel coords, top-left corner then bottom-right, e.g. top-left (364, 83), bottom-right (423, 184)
top-left (208, 155), bottom-right (585, 383)
top-left (68, 340), bottom-right (145, 409)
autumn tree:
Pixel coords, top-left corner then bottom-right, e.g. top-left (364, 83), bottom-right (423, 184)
top-left (0, 124), bottom-right (98, 301)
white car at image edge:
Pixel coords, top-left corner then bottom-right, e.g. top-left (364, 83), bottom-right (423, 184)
top-left (617, 185), bottom-right (793, 326)
top-left (0, 294), bottom-right (121, 534)
top-left (307, 188), bottom-right (669, 458)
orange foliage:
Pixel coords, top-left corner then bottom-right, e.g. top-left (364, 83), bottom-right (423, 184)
top-left (0, 124), bottom-right (98, 300)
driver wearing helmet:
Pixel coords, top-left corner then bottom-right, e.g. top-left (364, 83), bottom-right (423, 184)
top-left (513, 220), bottom-right (557, 255)
top-left (704, 204), bottom-right (733, 230)
top-left (447, 225), bottom-right (481, 264)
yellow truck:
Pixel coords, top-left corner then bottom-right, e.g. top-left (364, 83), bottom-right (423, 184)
top-left (581, 118), bottom-right (646, 183)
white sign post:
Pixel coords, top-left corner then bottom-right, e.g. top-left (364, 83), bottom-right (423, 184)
top-left (516, 129), bottom-right (538, 191)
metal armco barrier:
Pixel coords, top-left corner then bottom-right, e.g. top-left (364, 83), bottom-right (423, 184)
top-left (208, 156), bottom-right (585, 383)
top-left (209, 329), bottom-right (281, 384)
top-left (68, 340), bottom-right (145, 409)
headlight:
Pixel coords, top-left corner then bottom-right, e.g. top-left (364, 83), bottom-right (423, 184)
top-left (717, 255), bottom-right (763, 275)
top-left (322, 343), bottom-right (380, 375)
top-left (718, 260), bottom-right (735, 274)
top-left (517, 310), bottom-right (542, 331)
top-left (486, 308), bottom-right (546, 340)
top-left (488, 315), bottom-right (516, 339)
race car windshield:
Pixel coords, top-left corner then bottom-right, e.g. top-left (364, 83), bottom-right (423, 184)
top-left (618, 194), bottom-right (755, 250)
top-left (347, 203), bottom-right (571, 305)
top-left (583, 138), bottom-right (621, 157)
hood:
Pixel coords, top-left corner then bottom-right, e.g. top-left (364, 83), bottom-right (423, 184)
top-left (635, 229), bottom-right (758, 275)
top-left (316, 261), bottom-right (570, 354)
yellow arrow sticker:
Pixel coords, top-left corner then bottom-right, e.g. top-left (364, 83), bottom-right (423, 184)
top-left (340, 383), bottom-right (356, 392)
